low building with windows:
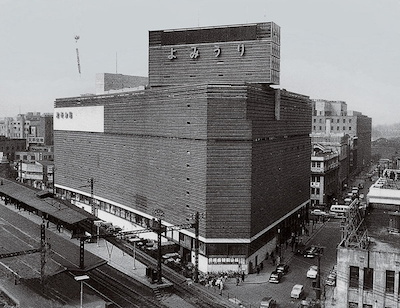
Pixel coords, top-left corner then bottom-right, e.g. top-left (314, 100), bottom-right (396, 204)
top-left (310, 147), bottom-right (339, 207)
top-left (335, 175), bottom-right (400, 307)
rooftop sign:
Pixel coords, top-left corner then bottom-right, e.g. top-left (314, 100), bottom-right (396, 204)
top-left (148, 22), bottom-right (280, 86)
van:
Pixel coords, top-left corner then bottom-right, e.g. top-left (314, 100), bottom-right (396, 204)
top-left (329, 204), bottom-right (350, 218)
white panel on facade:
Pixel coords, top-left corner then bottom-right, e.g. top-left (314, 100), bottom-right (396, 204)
top-left (54, 106), bottom-right (104, 132)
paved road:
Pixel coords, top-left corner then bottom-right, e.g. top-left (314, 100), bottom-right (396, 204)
top-left (219, 219), bottom-right (342, 308)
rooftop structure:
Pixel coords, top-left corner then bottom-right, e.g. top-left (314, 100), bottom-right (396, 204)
top-left (367, 169), bottom-right (400, 209)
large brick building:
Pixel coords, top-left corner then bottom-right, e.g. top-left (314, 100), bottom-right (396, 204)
top-left (54, 22), bottom-right (311, 273)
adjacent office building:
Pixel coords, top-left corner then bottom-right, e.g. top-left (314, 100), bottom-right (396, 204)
top-left (54, 22), bottom-right (312, 273)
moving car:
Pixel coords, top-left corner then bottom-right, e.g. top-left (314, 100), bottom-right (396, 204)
top-left (268, 271), bottom-right (282, 284)
top-left (276, 263), bottom-right (289, 274)
top-left (303, 246), bottom-right (322, 258)
top-left (291, 284), bottom-right (304, 299)
top-left (306, 265), bottom-right (318, 279)
top-left (259, 296), bottom-right (277, 308)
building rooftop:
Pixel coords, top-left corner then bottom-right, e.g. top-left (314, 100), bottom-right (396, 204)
top-left (364, 207), bottom-right (400, 252)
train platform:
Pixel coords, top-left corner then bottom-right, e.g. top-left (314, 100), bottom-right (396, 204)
top-left (1, 198), bottom-right (327, 308)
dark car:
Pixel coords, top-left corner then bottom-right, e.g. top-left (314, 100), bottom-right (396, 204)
top-left (303, 246), bottom-right (322, 258)
top-left (268, 271), bottom-right (283, 283)
top-left (276, 263), bottom-right (289, 274)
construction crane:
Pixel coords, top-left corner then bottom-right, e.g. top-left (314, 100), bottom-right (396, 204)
top-left (75, 35), bottom-right (81, 75)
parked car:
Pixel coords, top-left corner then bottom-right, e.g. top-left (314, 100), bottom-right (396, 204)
top-left (310, 209), bottom-right (327, 216)
top-left (259, 296), bottom-right (277, 308)
top-left (291, 284), bottom-right (304, 299)
top-left (268, 271), bottom-right (282, 284)
top-left (276, 263), bottom-right (289, 275)
top-left (306, 265), bottom-right (318, 279)
top-left (325, 265), bottom-right (337, 286)
top-left (325, 273), bottom-right (336, 286)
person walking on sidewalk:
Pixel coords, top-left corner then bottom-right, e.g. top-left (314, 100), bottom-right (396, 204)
top-left (236, 275), bottom-right (240, 286)
top-left (241, 271), bottom-right (245, 282)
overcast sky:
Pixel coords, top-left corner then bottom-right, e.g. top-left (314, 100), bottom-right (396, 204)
top-left (1, 0), bottom-right (399, 125)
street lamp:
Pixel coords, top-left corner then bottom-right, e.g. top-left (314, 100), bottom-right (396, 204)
top-left (74, 275), bottom-right (89, 308)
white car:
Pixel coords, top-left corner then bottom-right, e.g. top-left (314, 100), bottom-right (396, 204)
top-left (310, 209), bottom-right (327, 216)
top-left (306, 265), bottom-right (318, 279)
top-left (291, 284), bottom-right (304, 299)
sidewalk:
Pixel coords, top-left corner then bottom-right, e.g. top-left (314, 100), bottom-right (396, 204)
top-left (231, 220), bottom-right (327, 285)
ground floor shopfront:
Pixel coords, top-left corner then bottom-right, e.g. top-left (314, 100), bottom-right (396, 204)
top-left (56, 185), bottom-right (309, 274)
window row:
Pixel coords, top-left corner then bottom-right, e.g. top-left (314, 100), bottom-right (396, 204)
top-left (313, 126), bottom-right (352, 131)
top-left (349, 266), bottom-right (400, 294)
top-left (314, 118), bottom-right (352, 123)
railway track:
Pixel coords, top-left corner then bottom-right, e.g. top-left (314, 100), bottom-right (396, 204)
top-left (108, 238), bottom-right (233, 308)
top-left (70, 265), bottom-right (167, 308)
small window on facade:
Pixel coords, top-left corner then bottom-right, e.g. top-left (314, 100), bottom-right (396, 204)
top-left (363, 268), bottom-right (373, 290)
top-left (349, 266), bottom-right (359, 288)
top-left (349, 119), bottom-right (352, 123)
top-left (319, 119), bottom-right (322, 123)
top-left (343, 119), bottom-right (346, 123)
top-left (385, 270), bottom-right (395, 293)
top-left (337, 126), bottom-right (339, 130)
top-left (316, 188), bottom-right (320, 195)
top-left (349, 127), bottom-right (352, 130)
top-left (319, 126), bottom-right (322, 130)
top-left (313, 126), bottom-right (316, 130)
top-left (313, 119), bottom-right (316, 123)
top-left (69, 112), bottom-right (73, 119)
top-left (343, 126), bottom-right (346, 130)
top-left (337, 119), bottom-right (339, 123)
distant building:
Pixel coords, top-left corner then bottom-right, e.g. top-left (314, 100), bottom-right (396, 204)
top-left (311, 100), bottom-right (372, 175)
top-left (0, 136), bottom-right (26, 162)
top-left (0, 112), bottom-right (54, 146)
top-left (17, 160), bottom-right (54, 190)
top-left (311, 134), bottom-right (350, 191)
top-left (310, 147), bottom-right (339, 206)
top-left (367, 169), bottom-right (400, 208)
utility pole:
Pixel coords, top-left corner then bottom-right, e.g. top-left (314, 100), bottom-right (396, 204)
top-left (314, 245), bottom-right (325, 301)
top-left (193, 211), bottom-right (199, 283)
top-left (40, 222), bottom-right (46, 286)
top-left (153, 209), bottom-right (165, 284)
top-left (90, 178), bottom-right (95, 216)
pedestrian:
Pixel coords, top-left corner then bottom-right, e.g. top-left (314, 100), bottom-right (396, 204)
top-left (219, 281), bottom-right (223, 295)
top-left (256, 266), bottom-right (260, 275)
top-left (241, 271), bottom-right (245, 282)
top-left (236, 275), bottom-right (240, 286)
top-left (260, 262), bottom-right (263, 270)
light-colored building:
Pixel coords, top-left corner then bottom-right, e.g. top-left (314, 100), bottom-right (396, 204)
top-left (0, 112), bottom-right (54, 146)
top-left (336, 206), bottom-right (400, 308)
top-left (311, 99), bottom-right (372, 175)
top-left (310, 147), bottom-right (339, 206)
top-left (333, 173), bottom-right (400, 307)
top-left (18, 160), bottom-right (54, 190)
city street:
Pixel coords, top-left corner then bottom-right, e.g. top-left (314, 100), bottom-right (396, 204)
top-left (219, 219), bottom-right (342, 307)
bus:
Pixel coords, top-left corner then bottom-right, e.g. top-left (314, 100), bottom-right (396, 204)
top-left (329, 204), bottom-right (350, 218)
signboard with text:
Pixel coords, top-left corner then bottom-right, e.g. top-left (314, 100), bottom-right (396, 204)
top-left (148, 22), bottom-right (280, 86)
